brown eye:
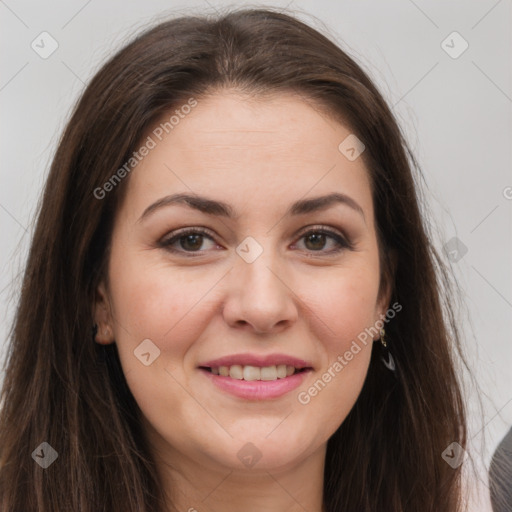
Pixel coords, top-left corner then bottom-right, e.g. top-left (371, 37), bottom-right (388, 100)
top-left (294, 227), bottom-right (352, 254)
top-left (179, 233), bottom-right (204, 251)
top-left (160, 228), bottom-right (218, 255)
top-left (304, 232), bottom-right (328, 251)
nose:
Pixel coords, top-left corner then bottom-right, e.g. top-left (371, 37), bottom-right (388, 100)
top-left (222, 248), bottom-right (299, 335)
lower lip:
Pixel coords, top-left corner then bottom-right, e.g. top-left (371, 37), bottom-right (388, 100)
top-left (200, 368), bottom-right (311, 400)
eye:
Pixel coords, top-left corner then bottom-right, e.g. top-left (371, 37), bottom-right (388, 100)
top-left (292, 226), bottom-right (353, 255)
top-left (159, 225), bottom-right (353, 256)
top-left (159, 228), bottom-right (219, 255)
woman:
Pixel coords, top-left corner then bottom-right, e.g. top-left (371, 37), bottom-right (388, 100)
top-left (0, 7), bottom-right (471, 511)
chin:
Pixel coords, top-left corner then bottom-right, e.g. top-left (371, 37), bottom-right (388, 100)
top-left (207, 425), bottom-right (320, 473)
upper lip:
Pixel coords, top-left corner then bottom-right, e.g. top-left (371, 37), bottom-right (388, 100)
top-left (199, 353), bottom-right (313, 369)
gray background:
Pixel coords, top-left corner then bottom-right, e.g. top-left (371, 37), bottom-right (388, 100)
top-left (1, 1), bottom-right (510, 509)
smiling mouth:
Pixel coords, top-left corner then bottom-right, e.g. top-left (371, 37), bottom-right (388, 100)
top-left (199, 364), bottom-right (310, 381)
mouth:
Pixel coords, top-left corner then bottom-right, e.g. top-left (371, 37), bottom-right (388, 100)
top-left (199, 364), bottom-right (310, 381)
top-left (197, 354), bottom-right (314, 400)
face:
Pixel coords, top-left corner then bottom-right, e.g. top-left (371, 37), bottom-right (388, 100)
top-left (94, 90), bottom-right (391, 476)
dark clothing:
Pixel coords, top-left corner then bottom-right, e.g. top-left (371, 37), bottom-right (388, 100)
top-left (490, 426), bottom-right (512, 512)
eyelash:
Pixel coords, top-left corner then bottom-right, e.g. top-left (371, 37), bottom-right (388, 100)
top-left (159, 225), bottom-right (353, 257)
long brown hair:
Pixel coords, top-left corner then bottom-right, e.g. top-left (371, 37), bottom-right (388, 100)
top-left (0, 7), bottom-right (471, 511)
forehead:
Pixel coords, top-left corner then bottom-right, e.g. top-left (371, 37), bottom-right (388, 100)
top-left (119, 90), bottom-right (374, 223)
top-left (155, 91), bottom-right (350, 157)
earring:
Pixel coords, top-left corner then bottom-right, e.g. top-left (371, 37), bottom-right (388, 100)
top-left (379, 328), bottom-right (396, 373)
top-left (92, 323), bottom-right (98, 340)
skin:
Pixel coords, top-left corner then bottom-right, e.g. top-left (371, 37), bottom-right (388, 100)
top-left (93, 90), bottom-right (391, 512)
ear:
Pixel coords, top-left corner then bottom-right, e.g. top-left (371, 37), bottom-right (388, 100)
top-left (93, 280), bottom-right (115, 345)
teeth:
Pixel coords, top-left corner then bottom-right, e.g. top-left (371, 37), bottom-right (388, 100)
top-left (260, 366), bottom-right (277, 380)
top-left (229, 365), bottom-right (243, 380)
top-left (243, 365), bottom-right (261, 381)
top-left (209, 364), bottom-right (300, 380)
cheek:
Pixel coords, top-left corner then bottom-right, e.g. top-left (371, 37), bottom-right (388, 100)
top-left (293, 262), bottom-right (379, 421)
top-left (106, 251), bottom-right (218, 370)
top-left (105, 253), bottom-right (220, 439)
top-left (295, 285), bottom-right (376, 435)
top-left (305, 260), bottom-right (381, 350)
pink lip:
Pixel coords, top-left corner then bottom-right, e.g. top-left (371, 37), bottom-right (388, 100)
top-left (199, 353), bottom-right (313, 369)
top-left (200, 368), bottom-right (311, 400)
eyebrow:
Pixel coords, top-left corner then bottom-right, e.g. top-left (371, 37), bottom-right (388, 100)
top-left (137, 192), bottom-right (365, 223)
